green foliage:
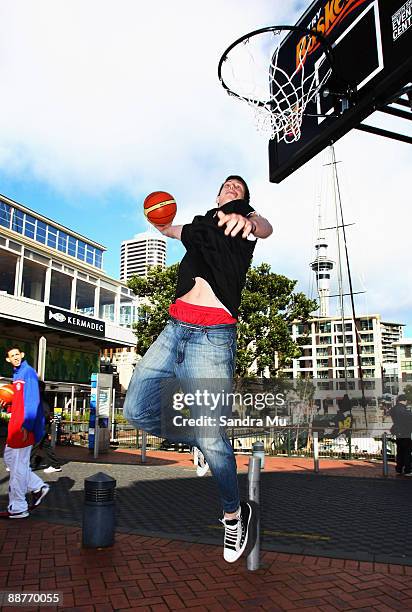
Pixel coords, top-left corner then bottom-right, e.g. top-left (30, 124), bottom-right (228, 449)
top-left (128, 262), bottom-right (317, 377)
top-left (128, 264), bottom-right (179, 355)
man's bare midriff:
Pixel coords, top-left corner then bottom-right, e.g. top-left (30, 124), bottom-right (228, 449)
top-left (180, 277), bottom-right (228, 310)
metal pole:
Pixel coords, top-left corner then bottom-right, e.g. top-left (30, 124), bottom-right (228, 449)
top-left (50, 421), bottom-right (57, 449)
top-left (70, 385), bottom-right (75, 423)
top-left (382, 432), bottom-right (388, 477)
top-left (141, 430), bottom-right (147, 463)
top-left (313, 430), bottom-right (319, 473)
top-left (111, 389), bottom-right (116, 442)
top-left (246, 456), bottom-right (260, 571)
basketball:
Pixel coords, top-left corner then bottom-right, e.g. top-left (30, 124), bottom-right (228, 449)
top-left (0, 384), bottom-right (14, 405)
top-left (144, 191), bottom-right (176, 226)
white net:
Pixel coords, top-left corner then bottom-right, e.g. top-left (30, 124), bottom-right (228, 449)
top-left (220, 28), bottom-right (332, 143)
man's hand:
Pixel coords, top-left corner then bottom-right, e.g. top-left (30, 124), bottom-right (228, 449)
top-left (21, 427), bottom-right (28, 442)
top-left (217, 211), bottom-right (256, 239)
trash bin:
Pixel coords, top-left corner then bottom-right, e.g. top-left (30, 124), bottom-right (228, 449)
top-left (82, 472), bottom-right (116, 548)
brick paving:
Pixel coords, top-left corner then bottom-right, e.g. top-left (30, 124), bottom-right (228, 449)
top-left (1, 520), bottom-right (412, 611)
top-left (1, 445), bottom-right (412, 609)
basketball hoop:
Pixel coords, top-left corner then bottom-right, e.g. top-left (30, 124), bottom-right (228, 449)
top-left (218, 26), bottom-right (335, 143)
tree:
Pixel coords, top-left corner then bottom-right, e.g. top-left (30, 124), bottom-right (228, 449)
top-left (128, 262), bottom-right (317, 376)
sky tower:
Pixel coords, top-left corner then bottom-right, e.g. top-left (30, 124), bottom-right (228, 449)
top-left (311, 237), bottom-right (334, 317)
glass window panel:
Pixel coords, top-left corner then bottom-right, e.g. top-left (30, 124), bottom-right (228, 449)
top-left (75, 279), bottom-right (95, 316)
top-left (95, 250), bottom-right (102, 268)
top-left (57, 231), bottom-right (68, 253)
top-left (0, 203), bottom-right (11, 228)
top-left (24, 214), bottom-right (36, 239)
top-left (12, 209), bottom-right (24, 234)
top-left (68, 236), bottom-right (77, 257)
top-left (21, 259), bottom-right (46, 301)
top-left (49, 270), bottom-right (72, 310)
top-left (86, 245), bottom-right (94, 265)
top-left (77, 241), bottom-right (86, 261)
top-left (47, 226), bottom-right (57, 249)
top-left (99, 288), bottom-right (115, 322)
top-left (0, 250), bottom-right (18, 294)
top-left (45, 346), bottom-right (99, 384)
top-left (36, 221), bottom-right (47, 244)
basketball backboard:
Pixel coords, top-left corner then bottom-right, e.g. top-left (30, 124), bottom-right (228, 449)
top-left (269, 0), bottom-right (412, 182)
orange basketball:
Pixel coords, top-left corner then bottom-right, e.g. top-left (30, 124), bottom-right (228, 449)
top-left (0, 383), bottom-right (14, 405)
top-left (144, 191), bottom-right (177, 226)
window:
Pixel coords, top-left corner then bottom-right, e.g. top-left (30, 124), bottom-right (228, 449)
top-left (401, 346), bottom-right (412, 358)
top-left (99, 288), bottom-right (115, 322)
top-left (0, 249), bottom-right (18, 294)
top-left (21, 259), bottom-right (46, 301)
top-left (360, 333), bottom-right (374, 343)
top-left (36, 221), bottom-right (47, 244)
top-left (77, 241), bottom-right (86, 261)
top-left (336, 358), bottom-right (354, 367)
top-left (57, 231), bottom-right (68, 253)
top-left (359, 319), bottom-right (373, 331)
top-left (316, 348), bottom-right (329, 356)
top-left (120, 295), bottom-right (135, 327)
top-left (94, 249), bottom-right (103, 268)
top-left (319, 336), bottom-right (331, 345)
top-left (361, 357), bottom-right (375, 366)
top-left (319, 322), bottom-right (331, 333)
top-left (49, 270), bottom-right (72, 310)
top-left (317, 359), bottom-right (329, 368)
top-left (12, 209), bottom-right (24, 234)
top-left (24, 215), bottom-right (36, 239)
top-left (0, 203), bottom-right (11, 228)
top-left (402, 361), bottom-right (412, 371)
top-left (75, 279), bottom-right (95, 316)
top-left (47, 226), bottom-right (57, 249)
top-left (86, 246), bottom-right (94, 265)
top-left (335, 346), bottom-right (353, 355)
top-left (68, 236), bottom-right (77, 258)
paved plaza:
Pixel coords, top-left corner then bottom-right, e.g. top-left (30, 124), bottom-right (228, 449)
top-left (1, 446), bottom-right (412, 610)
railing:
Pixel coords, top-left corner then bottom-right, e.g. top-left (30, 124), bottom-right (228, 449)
top-left (53, 420), bottom-right (396, 460)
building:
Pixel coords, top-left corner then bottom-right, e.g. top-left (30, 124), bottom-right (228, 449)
top-left (0, 192), bottom-right (137, 404)
top-left (393, 338), bottom-right (412, 392)
top-left (120, 231), bottom-right (166, 280)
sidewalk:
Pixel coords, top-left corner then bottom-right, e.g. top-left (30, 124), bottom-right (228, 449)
top-left (1, 446), bottom-right (412, 610)
top-left (1, 519), bottom-right (412, 611)
top-left (55, 444), bottom-right (396, 478)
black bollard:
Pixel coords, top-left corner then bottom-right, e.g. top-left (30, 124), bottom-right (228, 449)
top-left (82, 472), bottom-right (116, 548)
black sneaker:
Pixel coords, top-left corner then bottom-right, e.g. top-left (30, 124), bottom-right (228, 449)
top-left (221, 501), bottom-right (252, 563)
top-left (31, 485), bottom-right (50, 507)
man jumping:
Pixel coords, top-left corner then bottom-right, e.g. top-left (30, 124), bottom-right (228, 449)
top-left (124, 176), bottom-right (272, 562)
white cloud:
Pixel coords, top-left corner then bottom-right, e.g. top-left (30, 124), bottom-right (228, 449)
top-left (0, 0), bottom-right (410, 331)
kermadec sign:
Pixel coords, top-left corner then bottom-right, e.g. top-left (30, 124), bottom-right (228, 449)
top-left (45, 306), bottom-right (106, 338)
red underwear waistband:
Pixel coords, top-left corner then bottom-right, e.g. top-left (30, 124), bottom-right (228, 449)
top-left (168, 299), bottom-right (237, 325)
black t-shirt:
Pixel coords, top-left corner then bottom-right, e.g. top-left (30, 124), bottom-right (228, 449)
top-left (175, 199), bottom-right (256, 318)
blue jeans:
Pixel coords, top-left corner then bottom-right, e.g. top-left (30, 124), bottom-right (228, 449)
top-left (123, 318), bottom-right (240, 513)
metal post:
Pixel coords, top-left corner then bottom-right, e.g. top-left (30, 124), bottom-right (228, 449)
top-left (94, 420), bottom-right (100, 459)
top-left (246, 456), bottom-right (260, 571)
top-left (70, 385), bottom-right (75, 422)
top-left (313, 430), bottom-right (319, 473)
top-left (50, 420), bottom-right (57, 449)
top-left (141, 430), bottom-right (147, 463)
top-left (382, 432), bottom-right (388, 477)
top-left (110, 389), bottom-right (116, 442)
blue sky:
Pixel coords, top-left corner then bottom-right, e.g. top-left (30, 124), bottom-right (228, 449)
top-left (0, 1), bottom-right (410, 336)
